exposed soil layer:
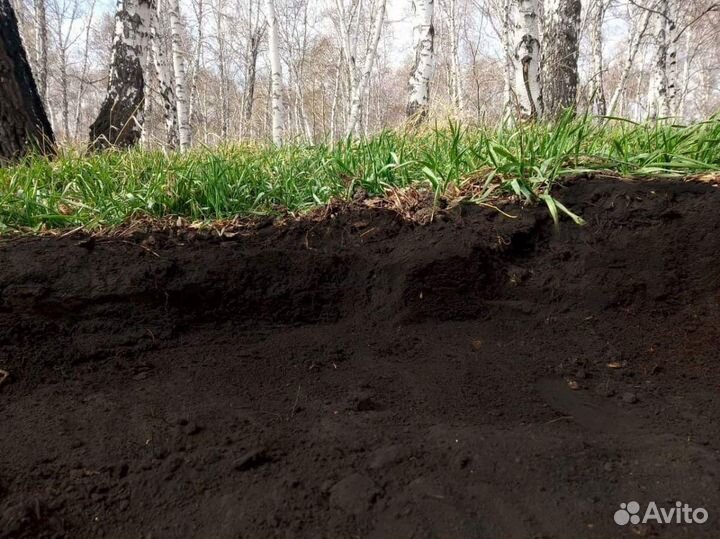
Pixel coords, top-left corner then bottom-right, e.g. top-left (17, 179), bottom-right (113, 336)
top-left (1, 177), bottom-right (720, 539)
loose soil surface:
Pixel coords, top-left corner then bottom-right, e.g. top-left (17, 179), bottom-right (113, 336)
top-left (1, 177), bottom-right (720, 539)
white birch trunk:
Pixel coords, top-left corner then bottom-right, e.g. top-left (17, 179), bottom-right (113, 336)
top-left (648, 1), bottom-right (671, 119)
top-left (89, 0), bottom-right (156, 149)
top-left (510, 0), bottom-right (542, 120)
top-left (666, 7), bottom-right (679, 116)
top-left (501, 0), bottom-right (513, 117)
top-left (187, 0), bottom-right (202, 125)
top-left (151, 7), bottom-right (178, 148)
top-left (542, 0), bottom-right (581, 120)
top-left (34, 0), bottom-right (48, 104)
top-left (215, 3), bottom-right (228, 138)
top-left (346, 0), bottom-right (386, 136)
top-left (406, 0), bottom-right (435, 122)
top-left (264, 0), bottom-right (284, 145)
top-left (589, 0), bottom-right (606, 116)
top-left (333, 0), bottom-right (355, 107)
top-left (168, 0), bottom-right (191, 150)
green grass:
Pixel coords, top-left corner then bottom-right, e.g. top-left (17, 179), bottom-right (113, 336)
top-left (2, 114), bottom-right (720, 231)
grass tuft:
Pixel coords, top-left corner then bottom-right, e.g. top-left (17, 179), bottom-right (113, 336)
top-left (2, 115), bottom-right (720, 231)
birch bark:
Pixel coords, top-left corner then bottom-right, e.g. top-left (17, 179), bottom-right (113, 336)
top-left (648, 0), bottom-right (671, 119)
top-left (187, 0), bottom-right (202, 125)
top-left (168, 0), bottom-right (191, 150)
top-left (406, 0), bottom-right (435, 122)
top-left (151, 7), bottom-right (178, 147)
top-left (542, 0), bottom-right (581, 120)
top-left (589, 0), bottom-right (606, 116)
top-left (346, 0), bottom-right (386, 135)
top-left (510, 0), bottom-right (542, 120)
top-left (215, 2), bottom-right (228, 138)
top-left (666, 4), bottom-right (679, 115)
top-left (34, 0), bottom-right (48, 103)
top-left (264, 0), bottom-right (284, 145)
top-left (89, 0), bottom-right (156, 149)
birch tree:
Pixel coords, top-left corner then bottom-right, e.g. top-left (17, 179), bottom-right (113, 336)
top-left (281, 0), bottom-right (313, 141)
top-left (510, 0), bottom-right (542, 119)
top-left (151, 6), bottom-right (178, 147)
top-left (168, 0), bottom-right (191, 150)
top-left (647, 0), bottom-right (673, 119)
top-left (241, 0), bottom-right (265, 137)
top-left (0, 0), bottom-right (55, 160)
top-left (89, 0), bottom-right (156, 149)
top-left (264, 0), bottom-right (284, 145)
top-left (666, 4), bottom-right (679, 114)
top-left (10, 0), bottom-right (720, 145)
top-left (72, 0), bottom-right (97, 139)
top-left (343, 0), bottom-right (386, 136)
top-left (606, 3), bottom-right (652, 117)
top-left (443, 0), bottom-right (463, 112)
top-left (187, 0), bottom-right (203, 127)
top-left (48, 0), bottom-right (82, 138)
top-left (34, 0), bottom-right (49, 103)
top-left (589, 0), bottom-right (606, 115)
top-left (406, 0), bottom-right (435, 122)
top-left (332, 0), bottom-right (357, 133)
top-left (242, 26), bottom-right (262, 133)
top-left (214, 0), bottom-right (229, 139)
top-left (646, 0), bottom-right (717, 119)
top-left (481, 0), bottom-right (513, 115)
top-left (542, 0), bottom-right (581, 120)
top-left (502, 0), bottom-right (513, 111)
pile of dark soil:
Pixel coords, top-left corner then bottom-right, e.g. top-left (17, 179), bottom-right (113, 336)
top-left (1, 177), bottom-right (719, 539)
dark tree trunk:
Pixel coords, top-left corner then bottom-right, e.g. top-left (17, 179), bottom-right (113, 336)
top-left (243, 29), bottom-right (262, 127)
top-left (542, 0), bottom-right (582, 121)
top-left (0, 0), bottom-right (55, 162)
top-left (89, 0), bottom-right (155, 151)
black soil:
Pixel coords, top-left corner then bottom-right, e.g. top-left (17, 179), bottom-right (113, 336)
top-left (1, 178), bottom-right (720, 539)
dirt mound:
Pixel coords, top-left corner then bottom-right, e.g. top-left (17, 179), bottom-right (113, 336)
top-left (1, 177), bottom-right (719, 538)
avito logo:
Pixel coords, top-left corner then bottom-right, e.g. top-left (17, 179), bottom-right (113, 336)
top-left (614, 501), bottom-right (708, 526)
